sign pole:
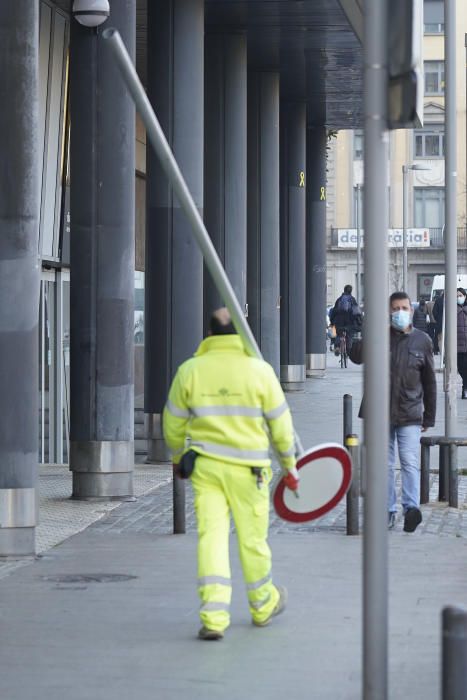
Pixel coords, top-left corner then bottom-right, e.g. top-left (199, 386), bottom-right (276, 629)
top-left (363, 0), bottom-right (389, 697)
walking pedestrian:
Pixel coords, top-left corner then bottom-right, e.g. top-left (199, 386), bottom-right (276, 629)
top-left (163, 308), bottom-right (299, 640)
top-left (412, 299), bottom-right (428, 334)
top-left (349, 292), bottom-right (436, 532)
top-left (456, 287), bottom-right (467, 399)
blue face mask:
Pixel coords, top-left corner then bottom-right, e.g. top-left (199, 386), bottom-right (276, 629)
top-left (457, 296), bottom-right (465, 306)
top-left (391, 310), bottom-right (411, 331)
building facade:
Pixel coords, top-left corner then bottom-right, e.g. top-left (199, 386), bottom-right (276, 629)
top-left (326, 0), bottom-right (467, 306)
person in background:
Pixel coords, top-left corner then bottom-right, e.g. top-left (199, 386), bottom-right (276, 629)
top-left (412, 299), bottom-right (428, 335)
top-left (426, 298), bottom-right (439, 354)
top-left (456, 287), bottom-right (467, 400)
top-left (329, 284), bottom-right (362, 353)
top-left (433, 291), bottom-right (444, 356)
top-left (349, 292), bottom-right (436, 533)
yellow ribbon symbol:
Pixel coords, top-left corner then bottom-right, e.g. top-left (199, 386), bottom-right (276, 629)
top-left (299, 171), bottom-right (305, 187)
top-left (320, 186), bottom-right (326, 201)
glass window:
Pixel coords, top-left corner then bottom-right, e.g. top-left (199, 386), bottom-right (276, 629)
top-left (424, 61), bottom-right (445, 95)
top-left (424, 0), bottom-right (444, 33)
top-left (353, 130), bottom-right (363, 160)
top-left (413, 125), bottom-right (444, 158)
top-left (414, 188), bottom-right (445, 228)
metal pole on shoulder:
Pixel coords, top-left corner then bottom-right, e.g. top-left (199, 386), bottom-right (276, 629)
top-left (102, 28), bottom-right (305, 458)
top-left (363, 0), bottom-right (389, 696)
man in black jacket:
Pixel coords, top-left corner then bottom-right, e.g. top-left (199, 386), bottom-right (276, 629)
top-left (349, 291), bottom-right (436, 533)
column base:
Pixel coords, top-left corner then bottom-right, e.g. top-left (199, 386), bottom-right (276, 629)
top-left (0, 527), bottom-right (35, 556)
top-left (72, 471), bottom-right (133, 500)
top-left (70, 440), bottom-right (134, 499)
top-left (306, 353), bottom-right (326, 377)
top-left (280, 364), bottom-right (305, 392)
top-left (145, 413), bottom-right (171, 463)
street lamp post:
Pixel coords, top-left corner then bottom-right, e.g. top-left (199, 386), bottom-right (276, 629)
top-left (355, 183), bottom-right (362, 303)
top-left (402, 163), bottom-right (430, 293)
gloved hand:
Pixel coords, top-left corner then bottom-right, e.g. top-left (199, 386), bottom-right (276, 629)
top-left (283, 466), bottom-right (300, 492)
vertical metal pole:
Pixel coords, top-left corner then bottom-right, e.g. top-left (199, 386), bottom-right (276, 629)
top-left (356, 184), bottom-right (361, 303)
top-left (402, 165), bottom-right (408, 292)
top-left (442, 606), bottom-right (467, 700)
top-left (343, 394), bottom-right (353, 444)
top-left (173, 469), bottom-right (186, 534)
top-left (420, 442), bottom-right (430, 504)
top-left (439, 443), bottom-right (448, 502)
top-left (448, 443), bottom-right (458, 509)
top-left (363, 0), bottom-right (389, 696)
top-left (346, 435), bottom-right (360, 536)
top-left (444, 0), bottom-right (458, 438)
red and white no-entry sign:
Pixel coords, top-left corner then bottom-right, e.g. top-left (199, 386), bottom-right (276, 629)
top-left (273, 443), bottom-right (352, 522)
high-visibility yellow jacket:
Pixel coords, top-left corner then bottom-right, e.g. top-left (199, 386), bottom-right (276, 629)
top-left (163, 335), bottom-right (296, 471)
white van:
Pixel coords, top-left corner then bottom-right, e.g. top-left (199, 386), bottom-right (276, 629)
top-left (430, 274), bottom-right (467, 300)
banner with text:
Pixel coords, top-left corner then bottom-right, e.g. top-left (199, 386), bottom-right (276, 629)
top-left (336, 228), bottom-right (430, 248)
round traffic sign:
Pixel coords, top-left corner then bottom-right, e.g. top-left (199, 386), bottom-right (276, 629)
top-left (273, 443), bottom-right (352, 522)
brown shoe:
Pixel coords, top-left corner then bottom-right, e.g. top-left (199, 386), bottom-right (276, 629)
top-left (253, 585), bottom-right (288, 627)
top-left (198, 626), bottom-right (224, 641)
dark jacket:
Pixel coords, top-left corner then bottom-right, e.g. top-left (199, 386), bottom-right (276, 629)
top-left (433, 294), bottom-right (444, 332)
top-left (457, 306), bottom-right (467, 353)
top-left (329, 294), bottom-right (361, 331)
top-left (349, 327), bottom-right (436, 428)
top-left (412, 305), bottom-right (428, 333)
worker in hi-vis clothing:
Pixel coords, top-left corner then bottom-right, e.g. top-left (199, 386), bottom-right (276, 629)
top-left (163, 308), bottom-right (300, 641)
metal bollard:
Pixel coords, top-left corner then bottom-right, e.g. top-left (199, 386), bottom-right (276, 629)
top-left (173, 467), bottom-right (186, 534)
top-left (442, 606), bottom-right (467, 699)
top-left (343, 394), bottom-right (352, 444)
top-left (345, 434), bottom-right (360, 535)
top-left (439, 444), bottom-right (449, 502)
top-left (420, 443), bottom-right (430, 505)
top-left (449, 443), bottom-right (458, 509)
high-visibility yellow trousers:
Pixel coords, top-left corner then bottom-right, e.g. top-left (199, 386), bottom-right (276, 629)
top-left (190, 454), bottom-right (280, 632)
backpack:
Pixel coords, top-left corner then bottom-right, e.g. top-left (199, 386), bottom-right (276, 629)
top-left (336, 294), bottom-right (353, 313)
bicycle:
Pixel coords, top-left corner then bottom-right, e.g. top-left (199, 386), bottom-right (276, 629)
top-left (338, 329), bottom-right (348, 369)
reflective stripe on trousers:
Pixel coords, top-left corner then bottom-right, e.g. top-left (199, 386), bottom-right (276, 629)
top-left (191, 455), bottom-right (280, 631)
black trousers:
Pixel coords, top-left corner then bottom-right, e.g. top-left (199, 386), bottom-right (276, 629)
top-left (457, 352), bottom-right (467, 391)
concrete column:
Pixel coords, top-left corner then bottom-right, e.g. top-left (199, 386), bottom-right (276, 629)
top-left (204, 33), bottom-right (247, 328)
top-left (69, 0), bottom-right (135, 498)
top-left (306, 126), bottom-right (327, 376)
top-left (280, 102), bottom-right (306, 390)
top-left (0, 2), bottom-right (40, 555)
top-left (145, 0), bottom-right (204, 461)
top-left (247, 72), bottom-right (281, 374)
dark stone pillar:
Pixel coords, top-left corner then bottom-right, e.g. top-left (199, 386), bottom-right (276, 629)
top-left (0, 2), bottom-right (40, 554)
top-left (204, 32), bottom-right (247, 327)
top-left (280, 102), bottom-right (306, 390)
top-left (306, 126), bottom-right (327, 376)
top-left (247, 72), bottom-right (281, 375)
top-left (145, 0), bottom-right (204, 461)
top-left (70, 0), bottom-right (136, 498)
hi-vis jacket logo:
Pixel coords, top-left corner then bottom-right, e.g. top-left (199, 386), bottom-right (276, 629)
top-left (201, 387), bottom-right (242, 398)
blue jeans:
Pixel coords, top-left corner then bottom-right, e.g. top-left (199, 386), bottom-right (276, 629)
top-left (388, 424), bottom-right (421, 514)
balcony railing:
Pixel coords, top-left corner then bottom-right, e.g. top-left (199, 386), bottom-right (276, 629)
top-left (330, 227), bottom-right (467, 249)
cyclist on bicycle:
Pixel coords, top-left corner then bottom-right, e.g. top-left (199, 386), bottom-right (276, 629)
top-left (329, 284), bottom-right (362, 354)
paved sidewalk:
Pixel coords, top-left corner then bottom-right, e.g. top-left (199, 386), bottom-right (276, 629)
top-left (1, 358), bottom-right (467, 699)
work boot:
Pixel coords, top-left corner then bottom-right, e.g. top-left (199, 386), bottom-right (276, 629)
top-left (198, 626), bottom-right (224, 641)
top-left (403, 507), bottom-right (422, 533)
top-left (253, 585), bottom-right (287, 627)
top-left (388, 512), bottom-right (396, 530)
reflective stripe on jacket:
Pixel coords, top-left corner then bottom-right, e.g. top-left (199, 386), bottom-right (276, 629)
top-left (163, 335), bottom-right (296, 470)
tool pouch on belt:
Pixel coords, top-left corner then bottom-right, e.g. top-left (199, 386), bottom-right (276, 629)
top-left (178, 449), bottom-right (198, 479)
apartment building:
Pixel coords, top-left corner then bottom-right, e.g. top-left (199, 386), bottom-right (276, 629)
top-left (326, 0), bottom-right (467, 305)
